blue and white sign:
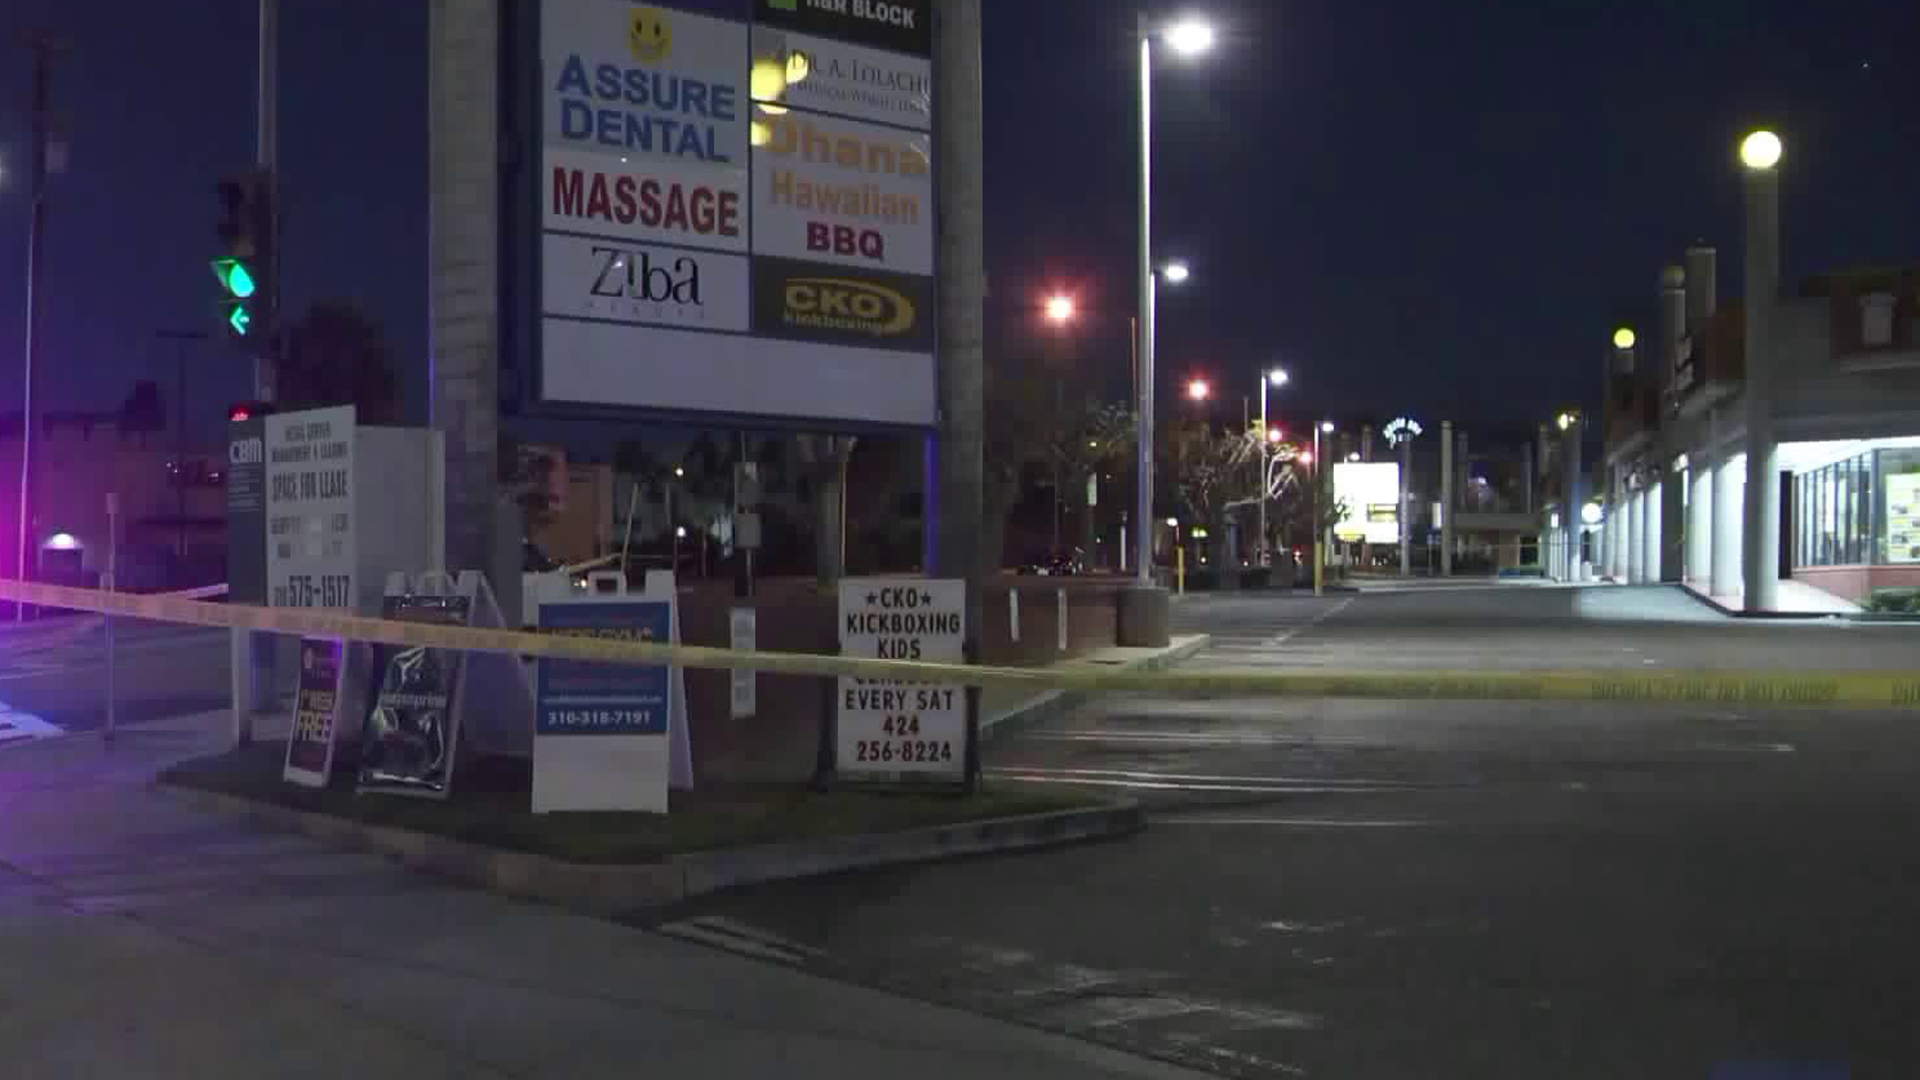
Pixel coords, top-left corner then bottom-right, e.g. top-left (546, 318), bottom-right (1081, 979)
top-left (534, 589), bottom-right (679, 813)
top-left (536, 600), bottom-right (672, 736)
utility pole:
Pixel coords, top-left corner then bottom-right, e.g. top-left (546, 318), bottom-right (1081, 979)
top-left (256, 0), bottom-right (278, 400)
top-left (13, 32), bottom-right (63, 619)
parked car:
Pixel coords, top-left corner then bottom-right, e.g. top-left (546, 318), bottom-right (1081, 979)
top-left (1016, 547), bottom-right (1086, 577)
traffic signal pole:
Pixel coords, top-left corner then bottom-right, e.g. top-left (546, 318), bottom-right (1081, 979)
top-left (256, 0), bottom-right (278, 400)
top-left (236, 0), bottom-right (281, 739)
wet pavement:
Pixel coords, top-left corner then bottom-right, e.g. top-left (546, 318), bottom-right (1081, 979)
top-left (650, 585), bottom-right (1919, 1078)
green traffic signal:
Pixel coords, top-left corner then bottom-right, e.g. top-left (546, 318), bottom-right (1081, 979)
top-left (210, 258), bottom-right (257, 299)
top-left (227, 304), bottom-right (251, 336)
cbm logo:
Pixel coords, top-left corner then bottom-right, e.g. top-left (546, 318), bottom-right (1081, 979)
top-left (229, 438), bottom-right (263, 465)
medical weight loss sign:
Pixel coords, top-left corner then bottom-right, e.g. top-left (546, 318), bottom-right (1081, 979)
top-left (536, 0), bottom-right (935, 427)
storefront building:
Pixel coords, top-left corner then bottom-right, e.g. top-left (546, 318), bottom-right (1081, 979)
top-left (1597, 135), bottom-right (1920, 610)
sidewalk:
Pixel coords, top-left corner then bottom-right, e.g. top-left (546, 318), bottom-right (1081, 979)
top-left (0, 710), bottom-right (1205, 1079)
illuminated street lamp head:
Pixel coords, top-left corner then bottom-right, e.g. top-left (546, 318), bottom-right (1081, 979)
top-left (1557, 412), bottom-right (1576, 431)
top-left (1044, 294), bottom-right (1075, 324)
top-left (1299, 451), bottom-right (1313, 466)
top-left (1319, 420), bottom-right (1335, 434)
top-left (673, 466), bottom-right (685, 478)
top-left (1581, 501), bottom-right (1604, 526)
top-left (1740, 129), bottom-right (1783, 171)
top-left (1186, 378), bottom-right (1211, 401)
top-left (1267, 367), bottom-right (1289, 387)
top-left (1612, 326), bottom-right (1636, 350)
top-left (1266, 427), bottom-right (1283, 444)
top-left (1164, 18), bottom-right (1216, 57)
top-left (675, 526), bottom-right (688, 539)
top-left (1161, 261), bottom-right (1191, 284)
top-left (1165, 517), bottom-right (1179, 528)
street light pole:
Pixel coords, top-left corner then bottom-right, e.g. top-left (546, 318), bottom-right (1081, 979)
top-left (1312, 424), bottom-right (1322, 595)
top-left (14, 33), bottom-right (62, 619)
top-left (1133, 14), bottom-right (1154, 586)
top-left (1258, 368), bottom-right (1287, 565)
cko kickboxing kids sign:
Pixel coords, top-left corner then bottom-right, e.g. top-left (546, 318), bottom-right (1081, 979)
top-left (836, 578), bottom-right (965, 780)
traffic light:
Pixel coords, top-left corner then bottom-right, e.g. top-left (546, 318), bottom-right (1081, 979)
top-left (213, 170), bottom-right (274, 341)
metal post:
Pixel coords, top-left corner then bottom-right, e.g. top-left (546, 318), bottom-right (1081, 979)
top-left (1399, 435), bottom-right (1412, 577)
top-left (1133, 18), bottom-right (1155, 585)
top-left (1312, 426), bottom-right (1323, 595)
top-left (1440, 420), bottom-right (1454, 577)
top-left (1566, 417), bottom-right (1584, 582)
top-left (15, 35), bottom-right (59, 621)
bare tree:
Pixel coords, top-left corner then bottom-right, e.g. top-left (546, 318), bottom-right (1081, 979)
top-left (274, 301), bottom-right (402, 424)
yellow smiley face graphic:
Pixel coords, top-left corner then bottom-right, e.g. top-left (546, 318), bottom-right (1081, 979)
top-left (628, 7), bottom-right (672, 64)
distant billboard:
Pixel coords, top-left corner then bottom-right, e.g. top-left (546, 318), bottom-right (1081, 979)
top-left (533, 0), bottom-right (937, 428)
top-left (1333, 462), bottom-right (1401, 545)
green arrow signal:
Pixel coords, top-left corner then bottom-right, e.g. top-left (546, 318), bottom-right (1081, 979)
top-left (210, 258), bottom-right (257, 299)
top-left (227, 304), bottom-right (252, 336)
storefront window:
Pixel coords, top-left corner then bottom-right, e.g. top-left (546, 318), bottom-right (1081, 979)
top-left (1881, 448), bottom-right (1920, 566)
top-left (1793, 451), bottom-right (1886, 568)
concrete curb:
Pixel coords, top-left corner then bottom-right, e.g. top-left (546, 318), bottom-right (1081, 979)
top-left (981, 634), bottom-right (1210, 744)
top-left (1676, 583), bottom-right (1849, 620)
top-left (158, 782), bottom-right (1143, 917)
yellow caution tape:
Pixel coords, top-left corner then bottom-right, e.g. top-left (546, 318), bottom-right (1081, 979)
top-left (3, 578), bottom-right (1917, 709)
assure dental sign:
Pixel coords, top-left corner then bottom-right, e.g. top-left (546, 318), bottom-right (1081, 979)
top-left (536, 0), bottom-right (936, 427)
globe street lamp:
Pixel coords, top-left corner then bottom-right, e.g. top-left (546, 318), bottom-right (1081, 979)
top-left (1135, 13), bottom-right (1214, 593)
top-left (1612, 326), bottom-right (1636, 350)
top-left (1740, 127), bottom-right (1783, 611)
top-left (1186, 377), bottom-right (1211, 402)
top-left (1045, 294), bottom-right (1075, 324)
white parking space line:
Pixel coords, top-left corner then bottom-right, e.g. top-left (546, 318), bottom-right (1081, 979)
top-left (1157, 817), bottom-right (1435, 828)
top-left (1022, 730), bottom-right (1382, 747)
top-left (988, 766), bottom-right (1425, 795)
top-left (0, 704), bottom-right (64, 749)
top-left (1271, 596), bottom-right (1354, 646)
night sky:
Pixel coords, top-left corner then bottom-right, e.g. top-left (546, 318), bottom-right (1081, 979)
top-left (2, 0), bottom-right (1917, 448)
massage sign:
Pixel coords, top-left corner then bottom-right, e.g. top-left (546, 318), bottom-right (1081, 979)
top-left (534, 0), bottom-right (937, 428)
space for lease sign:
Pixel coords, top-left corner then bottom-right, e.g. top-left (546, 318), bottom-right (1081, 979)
top-left (265, 406), bottom-right (355, 611)
top-left (837, 578), bottom-right (965, 779)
